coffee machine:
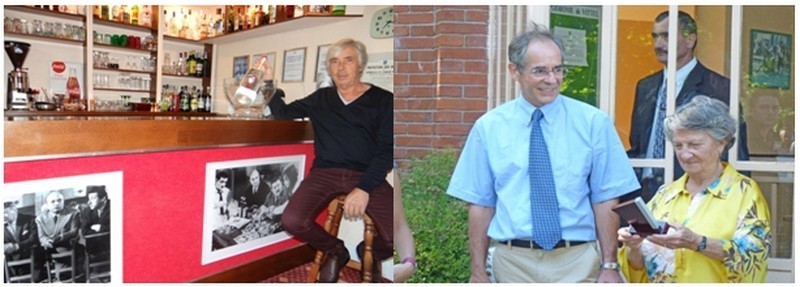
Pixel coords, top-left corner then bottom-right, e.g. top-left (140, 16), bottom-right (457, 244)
top-left (5, 41), bottom-right (31, 110)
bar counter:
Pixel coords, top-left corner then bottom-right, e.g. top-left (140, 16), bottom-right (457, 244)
top-left (5, 110), bottom-right (314, 161)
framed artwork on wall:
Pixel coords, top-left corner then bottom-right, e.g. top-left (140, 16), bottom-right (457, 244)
top-left (251, 52), bottom-right (277, 80)
top-left (315, 44), bottom-right (331, 85)
top-left (232, 55), bottom-right (249, 82)
top-left (201, 155), bottom-right (305, 265)
top-left (749, 29), bottom-right (792, 89)
top-left (282, 47), bottom-right (306, 83)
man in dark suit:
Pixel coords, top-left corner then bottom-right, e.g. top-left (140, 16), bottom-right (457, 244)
top-left (81, 186), bottom-right (110, 260)
top-left (4, 200), bottom-right (38, 282)
top-left (627, 11), bottom-right (749, 202)
top-left (234, 168), bottom-right (269, 214)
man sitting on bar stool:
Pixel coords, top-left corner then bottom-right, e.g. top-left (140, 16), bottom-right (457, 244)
top-left (446, 24), bottom-right (640, 283)
top-left (262, 38), bottom-right (393, 283)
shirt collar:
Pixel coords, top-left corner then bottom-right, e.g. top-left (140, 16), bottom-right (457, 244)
top-left (661, 57), bottom-right (697, 86)
top-left (661, 162), bottom-right (736, 202)
top-left (516, 94), bottom-right (562, 127)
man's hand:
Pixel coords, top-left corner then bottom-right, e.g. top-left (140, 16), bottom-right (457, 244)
top-left (596, 268), bottom-right (623, 283)
top-left (469, 270), bottom-right (491, 283)
top-left (343, 188), bottom-right (369, 221)
top-left (4, 243), bottom-right (17, 254)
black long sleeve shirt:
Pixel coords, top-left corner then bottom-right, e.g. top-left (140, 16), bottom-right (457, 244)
top-left (268, 85), bottom-right (393, 193)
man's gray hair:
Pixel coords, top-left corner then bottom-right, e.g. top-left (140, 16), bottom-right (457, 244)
top-left (508, 22), bottom-right (565, 70)
top-left (664, 95), bottom-right (737, 151)
top-left (327, 38), bottom-right (368, 76)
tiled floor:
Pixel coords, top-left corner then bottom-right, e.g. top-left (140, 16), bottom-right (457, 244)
top-left (262, 262), bottom-right (389, 283)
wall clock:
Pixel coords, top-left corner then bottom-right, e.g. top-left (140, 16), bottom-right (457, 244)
top-left (370, 7), bottom-right (394, 39)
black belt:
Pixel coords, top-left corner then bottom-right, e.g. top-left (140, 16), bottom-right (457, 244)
top-left (499, 239), bottom-right (588, 249)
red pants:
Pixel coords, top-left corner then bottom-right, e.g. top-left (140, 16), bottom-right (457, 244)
top-left (281, 167), bottom-right (393, 260)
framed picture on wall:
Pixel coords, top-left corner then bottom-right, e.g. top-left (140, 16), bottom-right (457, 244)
top-left (315, 44), bottom-right (331, 85)
top-left (4, 172), bottom-right (124, 284)
top-left (749, 29), bottom-right (792, 89)
top-left (232, 55), bottom-right (249, 82)
top-left (201, 155), bottom-right (306, 265)
top-left (251, 52), bottom-right (277, 77)
top-left (282, 47), bottom-right (306, 83)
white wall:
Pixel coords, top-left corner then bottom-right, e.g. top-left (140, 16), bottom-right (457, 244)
top-left (211, 5), bottom-right (393, 113)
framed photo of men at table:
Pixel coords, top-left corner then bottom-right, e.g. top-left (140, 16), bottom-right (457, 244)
top-left (202, 155), bottom-right (305, 265)
top-left (3, 171), bottom-right (122, 284)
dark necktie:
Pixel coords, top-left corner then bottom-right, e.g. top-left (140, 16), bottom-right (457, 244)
top-left (651, 79), bottom-right (668, 178)
top-left (53, 214), bottom-right (58, 225)
top-left (529, 109), bottom-right (561, 251)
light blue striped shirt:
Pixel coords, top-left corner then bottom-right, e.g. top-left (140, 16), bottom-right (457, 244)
top-left (447, 95), bottom-right (640, 241)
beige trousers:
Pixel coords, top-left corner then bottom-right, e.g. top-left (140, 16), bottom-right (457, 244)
top-left (489, 240), bottom-right (600, 283)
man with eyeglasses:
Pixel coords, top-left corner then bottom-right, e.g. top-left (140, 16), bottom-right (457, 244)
top-left (627, 11), bottom-right (749, 202)
top-left (447, 23), bottom-right (639, 283)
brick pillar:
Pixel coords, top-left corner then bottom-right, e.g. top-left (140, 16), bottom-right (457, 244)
top-left (394, 6), bottom-right (490, 164)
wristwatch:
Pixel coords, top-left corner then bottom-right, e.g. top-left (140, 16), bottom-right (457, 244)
top-left (402, 257), bottom-right (418, 269)
top-left (599, 262), bottom-right (620, 271)
top-left (696, 236), bottom-right (708, 252)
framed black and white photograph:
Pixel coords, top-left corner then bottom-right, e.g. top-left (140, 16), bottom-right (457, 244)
top-left (315, 44), bottom-right (332, 87)
top-left (3, 171), bottom-right (123, 283)
top-left (202, 155), bottom-right (305, 265)
top-left (749, 29), bottom-right (792, 89)
top-left (232, 55), bottom-right (250, 82)
top-left (282, 47), bottom-right (306, 83)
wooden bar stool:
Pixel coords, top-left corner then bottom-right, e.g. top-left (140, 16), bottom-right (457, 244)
top-left (307, 195), bottom-right (380, 283)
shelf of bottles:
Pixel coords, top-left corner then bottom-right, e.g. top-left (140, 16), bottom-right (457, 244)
top-left (160, 5), bottom-right (348, 42)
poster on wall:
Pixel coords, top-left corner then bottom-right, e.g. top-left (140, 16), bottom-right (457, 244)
top-left (3, 171), bottom-right (123, 283)
top-left (550, 5), bottom-right (600, 106)
top-left (360, 52), bottom-right (393, 92)
top-left (48, 61), bottom-right (84, 101)
top-left (750, 29), bottom-right (792, 89)
top-left (201, 155), bottom-right (305, 265)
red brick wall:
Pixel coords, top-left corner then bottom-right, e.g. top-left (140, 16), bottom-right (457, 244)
top-left (394, 6), bottom-right (490, 164)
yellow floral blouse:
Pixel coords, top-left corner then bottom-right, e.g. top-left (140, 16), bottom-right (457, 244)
top-left (619, 163), bottom-right (771, 283)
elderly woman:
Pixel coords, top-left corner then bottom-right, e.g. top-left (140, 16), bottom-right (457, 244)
top-left (261, 38), bottom-right (393, 283)
top-left (617, 95), bottom-right (771, 283)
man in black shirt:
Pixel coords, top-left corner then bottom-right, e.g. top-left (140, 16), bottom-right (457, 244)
top-left (267, 38), bottom-right (393, 283)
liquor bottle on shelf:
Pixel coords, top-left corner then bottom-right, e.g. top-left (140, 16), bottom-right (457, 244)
top-left (121, 5), bottom-right (129, 24)
top-left (141, 5), bottom-right (152, 27)
top-left (195, 51), bottom-right (205, 77)
top-left (286, 5), bottom-right (295, 18)
top-left (190, 86), bottom-right (199, 112)
top-left (131, 5), bottom-right (139, 25)
top-left (203, 86), bottom-right (212, 112)
top-left (101, 5), bottom-right (109, 20)
top-left (93, 5), bottom-right (101, 18)
top-left (111, 5), bottom-right (119, 21)
top-left (180, 86), bottom-right (189, 112)
top-left (187, 51), bottom-right (197, 76)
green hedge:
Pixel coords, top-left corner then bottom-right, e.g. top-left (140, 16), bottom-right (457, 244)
top-left (399, 149), bottom-right (470, 283)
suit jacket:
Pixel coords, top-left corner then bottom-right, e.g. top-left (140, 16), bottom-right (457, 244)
top-left (628, 61), bottom-right (750, 181)
top-left (81, 201), bottom-right (110, 235)
top-left (4, 213), bottom-right (37, 258)
top-left (235, 181), bottom-right (270, 209)
top-left (35, 208), bottom-right (80, 250)
top-left (81, 201), bottom-right (111, 254)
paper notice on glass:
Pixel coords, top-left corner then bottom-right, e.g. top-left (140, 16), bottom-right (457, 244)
top-left (553, 26), bottom-right (588, 67)
top-left (361, 52), bottom-right (393, 92)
